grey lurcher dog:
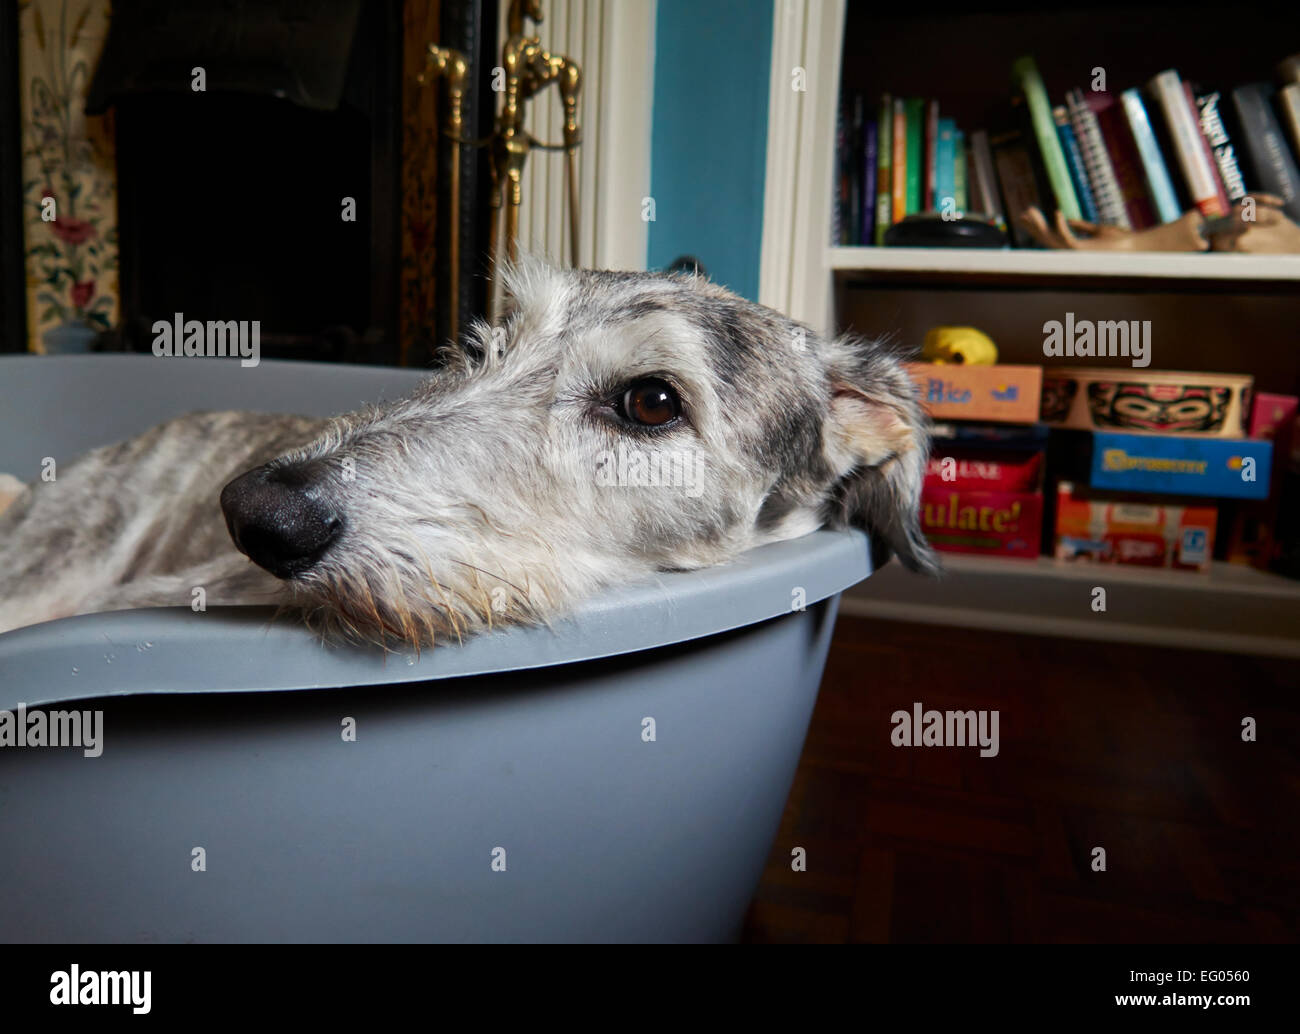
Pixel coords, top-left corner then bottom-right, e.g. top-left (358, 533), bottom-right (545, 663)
top-left (0, 258), bottom-right (938, 644)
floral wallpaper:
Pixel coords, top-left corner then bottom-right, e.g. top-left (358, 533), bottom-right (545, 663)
top-left (18, 0), bottom-right (119, 354)
top-left (17, 1), bottom-right (443, 359)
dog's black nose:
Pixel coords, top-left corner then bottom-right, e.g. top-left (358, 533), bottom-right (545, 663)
top-left (220, 462), bottom-right (343, 578)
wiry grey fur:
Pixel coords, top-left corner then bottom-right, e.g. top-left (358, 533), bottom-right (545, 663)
top-left (0, 258), bottom-right (937, 643)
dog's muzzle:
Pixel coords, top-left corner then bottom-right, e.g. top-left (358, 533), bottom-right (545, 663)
top-left (220, 462), bottom-right (343, 579)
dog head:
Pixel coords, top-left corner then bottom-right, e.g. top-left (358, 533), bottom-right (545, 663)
top-left (220, 257), bottom-right (937, 643)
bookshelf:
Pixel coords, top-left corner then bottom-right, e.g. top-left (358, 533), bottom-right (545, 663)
top-left (829, 246), bottom-right (1300, 282)
top-left (761, 0), bottom-right (1300, 653)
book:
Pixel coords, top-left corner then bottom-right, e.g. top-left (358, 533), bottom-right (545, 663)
top-left (925, 99), bottom-right (940, 210)
top-left (1185, 81), bottom-right (1231, 216)
top-left (1089, 91), bottom-right (1156, 229)
top-left (1011, 56), bottom-right (1082, 220)
top-left (905, 97), bottom-right (925, 216)
top-left (1141, 79), bottom-right (1192, 213)
top-left (1119, 88), bottom-right (1182, 223)
top-left (1066, 88), bottom-right (1130, 228)
top-left (953, 129), bottom-right (968, 214)
top-left (861, 117), bottom-right (877, 245)
top-left (935, 118), bottom-right (957, 211)
top-left (832, 94), bottom-right (846, 244)
top-left (1147, 70), bottom-right (1228, 218)
top-left (989, 110), bottom-right (1048, 247)
top-left (1195, 89), bottom-right (1248, 204)
top-left (891, 97), bottom-right (907, 224)
top-left (848, 93), bottom-right (864, 245)
top-left (1231, 83), bottom-right (1300, 223)
top-left (1012, 95), bottom-right (1059, 221)
top-left (1278, 84), bottom-right (1300, 171)
top-left (1054, 105), bottom-right (1099, 223)
top-left (968, 129), bottom-right (1005, 225)
top-left (875, 93), bottom-right (893, 244)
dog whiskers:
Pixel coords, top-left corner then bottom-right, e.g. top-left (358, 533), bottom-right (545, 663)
top-left (446, 557), bottom-right (530, 599)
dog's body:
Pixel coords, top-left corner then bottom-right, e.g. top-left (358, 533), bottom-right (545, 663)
top-left (0, 412), bottom-right (322, 634)
top-left (0, 261), bottom-right (936, 642)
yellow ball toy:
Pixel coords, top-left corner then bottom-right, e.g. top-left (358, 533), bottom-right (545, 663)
top-left (922, 326), bottom-right (999, 365)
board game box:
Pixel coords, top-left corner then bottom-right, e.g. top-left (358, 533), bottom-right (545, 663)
top-left (1055, 481), bottom-right (1217, 571)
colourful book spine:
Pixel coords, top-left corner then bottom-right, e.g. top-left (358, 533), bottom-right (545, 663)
top-left (953, 129), bottom-right (968, 214)
top-left (1090, 92), bottom-right (1156, 229)
top-left (1012, 96), bottom-right (1057, 224)
top-left (1184, 82), bottom-right (1230, 216)
top-left (925, 99), bottom-right (940, 210)
top-left (891, 97), bottom-right (907, 224)
top-left (1066, 88), bottom-right (1130, 228)
top-left (1054, 106), bottom-right (1099, 223)
top-left (904, 97), bottom-right (924, 216)
top-left (875, 93), bottom-right (893, 243)
top-left (1149, 69), bottom-right (1228, 218)
top-left (861, 118), bottom-right (877, 244)
top-left (1195, 90), bottom-right (1247, 203)
top-left (1119, 88), bottom-right (1182, 223)
top-left (1011, 56), bottom-right (1082, 219)
top-left (935, 118), bottom-right (956, 210)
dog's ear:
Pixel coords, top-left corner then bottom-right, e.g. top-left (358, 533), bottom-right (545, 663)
top-left (822, 340), bottom-right (940, 575)
top-left (496, 251), bottom-right (563, 323)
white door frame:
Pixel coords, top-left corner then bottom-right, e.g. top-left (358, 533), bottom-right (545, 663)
top-left (758, 0), bottom-right (845, 336)
top-left (593, 0), bottom-right (656, 271)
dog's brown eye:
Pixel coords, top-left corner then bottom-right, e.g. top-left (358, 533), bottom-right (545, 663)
top-left (621, 379), bottom-right (680, 427)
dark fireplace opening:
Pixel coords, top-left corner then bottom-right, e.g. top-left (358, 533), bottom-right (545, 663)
top-left (89, 0), bottom-right (403, 365)
top-left (114, 91), bottom-right (381, 360)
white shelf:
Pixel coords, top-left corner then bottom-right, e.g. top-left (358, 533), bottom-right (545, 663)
top-left (842, 554), bottom-right (1300, 658)
top-left (828, 246), bottom-right (1300, 282)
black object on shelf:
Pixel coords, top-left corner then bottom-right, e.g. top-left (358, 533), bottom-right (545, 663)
top-left (883, 213), bottom-right (1008, 248)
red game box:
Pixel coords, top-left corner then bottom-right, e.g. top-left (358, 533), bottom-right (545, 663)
top-left (921, 486), bottom-right (1044, 557)
top-left (921, 441), bottom-right (1044, 557)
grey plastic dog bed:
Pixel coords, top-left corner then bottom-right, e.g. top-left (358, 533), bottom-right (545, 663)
top-left (0, 355), bottom-right (874, 943)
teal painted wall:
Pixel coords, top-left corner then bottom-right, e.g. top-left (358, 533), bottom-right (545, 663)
top-left (647, 0), bottom-right (773, 300)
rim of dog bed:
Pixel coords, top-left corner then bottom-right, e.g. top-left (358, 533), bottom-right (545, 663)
top-left (0, 529), bottom-right (872, 708)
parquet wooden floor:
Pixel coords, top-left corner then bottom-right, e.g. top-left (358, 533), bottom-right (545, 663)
top-left (741, 616), bottom-right (1300, 943)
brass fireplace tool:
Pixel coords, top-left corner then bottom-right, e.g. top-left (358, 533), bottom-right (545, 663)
top-left (418, 0), bottom-right (582, 338)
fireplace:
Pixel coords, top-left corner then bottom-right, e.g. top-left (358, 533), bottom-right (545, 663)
top-left (79, 0), bottom-right (497, 366)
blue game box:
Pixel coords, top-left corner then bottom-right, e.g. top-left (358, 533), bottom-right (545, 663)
top-left (1090, 431), bottom-right (1273, 500)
